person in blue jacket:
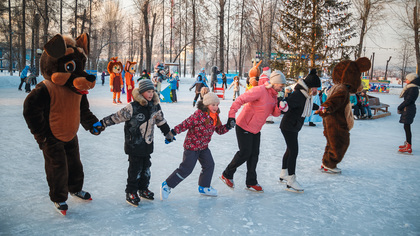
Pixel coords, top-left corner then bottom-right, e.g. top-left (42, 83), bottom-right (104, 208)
top-left (167, 72), bottom-right (179, 102)
top-left (19, 65), bottom-right (30, 91)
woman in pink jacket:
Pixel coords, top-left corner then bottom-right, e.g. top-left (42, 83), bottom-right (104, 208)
top-left (221, 70), bottom-right (288, 192)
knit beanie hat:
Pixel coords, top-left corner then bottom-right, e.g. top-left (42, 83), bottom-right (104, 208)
top-left (138, 79), bottom-right (155, 94)
top-left (304, 69), bottom-right (321, 88)
top-left (406, 73), bottom-right (418, 82)
top-left (203, 92), bottom-right (220, 106)
top-left (269, 70), bottom-right (286, 85)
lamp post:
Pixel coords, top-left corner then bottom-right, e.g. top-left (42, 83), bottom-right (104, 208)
top-left (36, 49), bottom-right (43, 76)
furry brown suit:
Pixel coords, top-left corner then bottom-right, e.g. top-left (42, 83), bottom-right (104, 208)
top-left (23, 33), bottom-right (100, 203)
top-left (317, 58), bottom-right (371, 169)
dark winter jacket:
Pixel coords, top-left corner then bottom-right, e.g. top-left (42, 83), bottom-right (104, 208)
top-left (102, 88), bottom-right (170, 155)
top-left (173, 100), bottom-right (229, 151)
top-left (211, 66), bottom-right (219, 87)
top-left (398, 78), bottom-right (420, 125)
top-left (190, 76), bottom-right (208, 94)
top-left (280, 84), bottom-right (319, 132)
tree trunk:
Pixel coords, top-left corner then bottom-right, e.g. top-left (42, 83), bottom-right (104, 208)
top-left (267, 0), bottom-right (278, 68)
top-left (310, 0), bottom-right (316, 68)
top-left (8, 0), bottom-right (12, 75)
top-left (43, 0), bottom-right (49, 46)
top-left (238, 0), bottom-right (245, 77)
top-left (35, 13), bottom-right (40, 76)
top-left (80, 9), bottom-right (86, 34)
top-left (414, 5), bottom-right (420, 73)
top-left (226, 0), bottom-right (230, 73)
top-left (183, 0), bottom-right (188, 77)
top-left (60, 0), bottom-right (62, 34)
top-left (162, 0), bottom-right (165, 62)
top-left (192, 0), bottom-right (196, 77)
top-left (74, 0), bottom-right (78, 38)
top-left (21, 0), bottom-right (26, 71)
top-left (31, 9), bottom-right (35, 69)
top-left (357, 4), bottom-right (370, 59)
top-left (219, 0), bottom-right (225, 71)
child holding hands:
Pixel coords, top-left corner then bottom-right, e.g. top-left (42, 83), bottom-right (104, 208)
top-left (161, 92), bottom-right (234, 200)
top-left (100, 79), bottom-right (172, 207)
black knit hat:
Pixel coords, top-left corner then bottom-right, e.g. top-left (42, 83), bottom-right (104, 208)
top-left (138, 79), bottom-right (155, 94)
top-left (304, 69), bottom-right (321, 88)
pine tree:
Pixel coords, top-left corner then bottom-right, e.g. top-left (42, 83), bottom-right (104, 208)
top-left (274, 0), bottom-right (355, 78)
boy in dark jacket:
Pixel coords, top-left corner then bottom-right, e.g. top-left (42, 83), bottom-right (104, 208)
top-left (279, 69), bottom-right (321, 193)
top-left (100, 79), bottom-right (171, 206)
top-left (189, 75), bottom-right (208, 107)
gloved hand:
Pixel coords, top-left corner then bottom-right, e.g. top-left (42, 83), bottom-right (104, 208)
top-left (110, 86), bottom-right (113, 92)
top-left (315, 106), bottom-right (327, 115)
top-left (128, 85), bottom-right (132, 90)
top-left (189, 88), bottom-right (192, 91)
top-left (226, 118), bottom-right (236, 130)
top-left (90, 121), bottom-right (105, 135)
top-left (279, 101), bottom-right (289, 112)
top-left (165, 129), bottom-right (177, 144)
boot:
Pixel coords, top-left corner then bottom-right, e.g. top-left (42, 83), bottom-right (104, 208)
top-left (399, 141), bottom-right (408, 149)
top-left (193, 100), bottom-right (196, 107)
top-left (279, 169), bottom-right (289, 183)
top-left (286, 175), bottom-right (304, 192)
top-left (399, 143), bottom-right (412, 154)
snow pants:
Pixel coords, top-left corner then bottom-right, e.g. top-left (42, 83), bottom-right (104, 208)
top-left (322, 119), bottom-right (350, 169)
top-left (126, 87), bottom-right (133, 103)
top-left (166, 148), bottom-right (214, 188)
top-left (126, 154), bottom-right (151, 193)
top-left (281, 129), bottom-right (299, 175)
top-left (42, 135), bottom-right (84, 203)
top-left (223, 125), bottom-right (261, 186)
top-left (171, 89), bottom-right (177, 102)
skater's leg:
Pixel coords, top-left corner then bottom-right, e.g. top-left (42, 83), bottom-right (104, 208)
top-left (245, 131), bottom-right (261, 186)
top-left (126, 155), bottom-right (143, 193)
top-left (197, 148), bottom-right (215, 187)
top-left (281, 130), bottom-right (298, 175)
top-left (66, 136), bottom-right (84, 193)
top-left (404, 124), bottom-right (412, 145)
top-left (165, 150), bottom-right (199, 188)
top-left (138, 155), bottom-right (152, 190)
top-left (322, 128), bottom-right (349, 169)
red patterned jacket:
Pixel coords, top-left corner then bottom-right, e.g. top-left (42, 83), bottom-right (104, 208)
top-left (173, 101), bottom-right (229, 151)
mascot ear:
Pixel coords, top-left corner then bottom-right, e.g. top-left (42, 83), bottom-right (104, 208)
top-left (256, 60), bottom-right (262, 69)
top-left (44, 34), bottom-right (66, 59)
top-left (355, 57), bottom-right (371, 73)
top-left (76, 33), bottom-right (90, 55)
top-left (125, 61), bottom-right (131, 72)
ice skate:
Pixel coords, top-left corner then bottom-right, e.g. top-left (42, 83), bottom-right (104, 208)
top-left (54, 201), bottom-right (68, 216)
top-left (138, 189), bottom-right (155, 200)
top-left (71, 190), bottom-right (92, 200)
top-left (398, 143), bottom-right (413, 155)
top-left (160, 181), bottom-right (171, 200)
top-left (126, 192), bottom-right (140, 207)
top-left (198, 186), bottom-right (218, 197)
top-left (285, 175), bottom-right (304, 193)
top-left (279, 169), bottom-right (289, 183)
top-left (320, 164), bottom-right (342, 174)
top-left (246, 184), bottom-right (264, 192)
top-left (220, 175), bottom-right (234, 188)
top-left (399, 141), bottom-right (407, 149)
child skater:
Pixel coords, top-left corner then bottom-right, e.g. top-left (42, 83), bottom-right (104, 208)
top-left (279, 69), bottom-right (321, 193)
top-left (228, 76), bottom-right (246, 101)
top-left (100, 79), bottom-right (172, 207)
top-left (189, 75), bottom-right (208, 107)
top-left (160, 92), bottom-right (234, 200)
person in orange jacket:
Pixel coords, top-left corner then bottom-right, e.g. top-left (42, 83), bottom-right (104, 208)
top-left (108, 57), bottom-right (124, 104)
top-left (125, 61), bottom-right (137, 103)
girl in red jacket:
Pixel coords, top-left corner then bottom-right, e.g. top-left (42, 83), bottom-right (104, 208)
top-left (160, 92), bottom-right (234, 200)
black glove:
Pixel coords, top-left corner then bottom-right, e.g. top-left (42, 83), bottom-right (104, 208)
top-left (165, 129), bottom-right (177, 144)
top-left (226, 118), bottom-right (236, 130)
top-left (90, 120), bottom-right (105, 135)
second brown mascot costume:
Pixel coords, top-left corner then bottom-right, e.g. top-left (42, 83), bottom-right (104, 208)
top-left (316, 57), bottom-right (371, 173)
top-left (23, 33), bottom-right (105, 215)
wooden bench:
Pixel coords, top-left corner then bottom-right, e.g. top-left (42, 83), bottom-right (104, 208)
top-left (368, 95), bottom-right (391, 119)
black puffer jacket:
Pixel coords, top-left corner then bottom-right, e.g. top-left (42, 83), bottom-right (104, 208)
top-left (280, 84), bottom-right (319, 132)
top-left (398, 78), bottom-right (420, 125)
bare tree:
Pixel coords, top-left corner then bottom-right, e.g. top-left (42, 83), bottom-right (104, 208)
top-left (351, 0), bottom-right (391, 58)
top-left (397, 40), bottom-right (414, 87)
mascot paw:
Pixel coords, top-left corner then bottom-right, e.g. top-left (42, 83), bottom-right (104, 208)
top-left (90, 121), bottom-right (105, 135)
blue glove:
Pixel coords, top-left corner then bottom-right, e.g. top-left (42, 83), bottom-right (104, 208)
top-left (226, 118), bottom-right (236, 130)
top-left (90, 121), bottom-right (105, 135)
top-left (165, 129), bottom-right (177, 144)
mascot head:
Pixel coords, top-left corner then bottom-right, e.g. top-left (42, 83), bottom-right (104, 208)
top-left (249, 60), bottom-right (262, 80)
top-left (107, 57), bottom-right (123, 75)
top-left (40, 33), bottom-right (95, 94)
top-left (125, 61), bottom-right (137, 74)
top-left (332, 57), bottom-right (371, 93)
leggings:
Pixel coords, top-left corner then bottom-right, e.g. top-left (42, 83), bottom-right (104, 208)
top-left (404, 124), bottom-right (412, 145)
top-left (281, 129), bottom-right (299, 175)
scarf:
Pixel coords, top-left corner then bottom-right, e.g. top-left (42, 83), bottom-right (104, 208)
top-left (400, 83), bottom-right (420, 98)
top-left (208, 111), bottom-right (218, 126)
top-left (298, 79), bottom-right (313, 117)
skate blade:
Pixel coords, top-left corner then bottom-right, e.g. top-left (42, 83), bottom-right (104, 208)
top-left (279, 177), bottom-right (287, 184)
top-left (219, 176), bottom-right (234, 189)
top-left (140, 196), bottom-right (154, 201)
top-left (126, 200), bottom-right (139, 207)
top-left (200, 193), bottom-right (218, 197)
top-left (320, 167), bottom-right (341, 174)
top-left (285, 187), bottom-right (304, 193)
top-left (245, 187), bottom-right (264, 193)
top-left (70, 194), bottom-right (92, 201)
top-left (54, 207), bottom-right (67, 216)
top-left (397, 151), bottom-right (413, 155)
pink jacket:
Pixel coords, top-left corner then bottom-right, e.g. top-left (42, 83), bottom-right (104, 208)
top-left (228, 85), bottom-right (281, 134)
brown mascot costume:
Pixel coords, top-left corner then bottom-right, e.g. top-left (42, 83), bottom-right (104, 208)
top-left (23, 33), bottom-right (105, 215)
top-left (316, 57), bottom-right (371, 174)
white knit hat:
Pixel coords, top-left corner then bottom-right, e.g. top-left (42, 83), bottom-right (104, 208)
top-left (203, 92), bottom-right (220, 106)
top-left (270, 70), bottom-right (287, 85)
top-left (406, 73), bottom-right (418, 82)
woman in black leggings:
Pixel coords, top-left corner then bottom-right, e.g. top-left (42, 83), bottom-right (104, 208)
top-left (398, 73), bottom-right (419, 154)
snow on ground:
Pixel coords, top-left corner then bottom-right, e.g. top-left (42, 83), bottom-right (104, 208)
top-left (0, 73), bottom-right (419, 235)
